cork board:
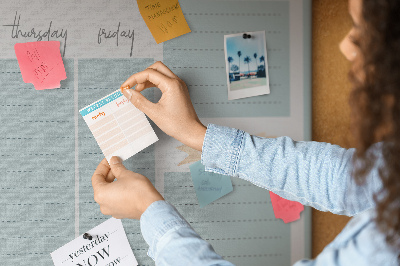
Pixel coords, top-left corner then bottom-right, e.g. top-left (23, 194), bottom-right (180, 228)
top-left (312, 0), bottom-right (353, 258)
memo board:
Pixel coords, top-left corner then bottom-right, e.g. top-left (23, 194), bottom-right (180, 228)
top-left (0, 0), bottom-right (312, 265)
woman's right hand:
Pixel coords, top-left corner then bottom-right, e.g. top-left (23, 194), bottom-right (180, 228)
top-left (120, 61), bottom-right (206, 151)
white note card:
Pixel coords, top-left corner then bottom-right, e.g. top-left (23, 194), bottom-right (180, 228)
top-left (51, 218), bottom-right (138, 266)
top-left (79, 89), bottom-right (158, 162)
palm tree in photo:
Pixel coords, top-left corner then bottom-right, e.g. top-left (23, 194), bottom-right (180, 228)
top-left (260, 55), bottom-right (266, 73)
top-left (237, 51), bottom-right (242, 78)
top-left (231, 64), bottom-right (239, 73)
top-left (227, 56), bottom-right (233, 73)
top-left (227, 56), bottom-right (234, 83)
top-left (244, 56), bottom-right (251, 78)
top-left (253, 53), bottom-right (258, 76)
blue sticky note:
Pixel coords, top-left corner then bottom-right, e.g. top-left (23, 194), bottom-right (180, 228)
top-left (189, 161), bottom-right (233, 208)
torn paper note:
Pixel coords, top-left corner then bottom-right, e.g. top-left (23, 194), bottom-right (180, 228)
top-left (51, 218), bottom-right (138, 266)
top-left (79, 90), bottom-right (158, 162)
top-left (176, 144), bottom-right (201, 166)
top-left (137, 0), bottom-right (191, 43)
top-left (269, 191), bottom-right (304, 223)
top-left (189, 161), bottom-right (233, 208)
top-left (14, 41), bottom-right (66, 90)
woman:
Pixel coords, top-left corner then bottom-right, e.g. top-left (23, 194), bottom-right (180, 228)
top-left (91, 0), bottom-right (400, 264)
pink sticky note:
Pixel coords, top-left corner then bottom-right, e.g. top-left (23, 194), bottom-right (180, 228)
top-left (269, 191), bottom-right (304, 223)
top-left (14, 41), bottom-right (67, 90)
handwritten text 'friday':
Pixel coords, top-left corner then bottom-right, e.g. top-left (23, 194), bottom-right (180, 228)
top-left (3, 12), bottom-right (135, 57)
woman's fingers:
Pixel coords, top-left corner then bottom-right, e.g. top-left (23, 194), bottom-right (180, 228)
top-left (119, 62), bottom-right (205, 151)
top-left (147, 61), bottom-right (177, 79)
top-left (105, 168), bottom-right (116, 183)
top-left (120, 68), bottom-right (174, 93)
top-left (121, 89), bottom-right (159, 119)
top-left (91, 159), bottom-right (111, 192)
top-left (135, 81), bottom-right (156, 92)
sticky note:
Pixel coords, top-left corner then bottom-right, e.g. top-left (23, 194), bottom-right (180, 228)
top-left (79, 89), bottom-right (158, 162)
top-left (137, 0), bottom-right (191, 43)
top-left (189, 161), bottom-right (233, 208)
top-left (269, 191), bottom-right (304, 223)
top-left (51, 218), bottom-right (138, 266)
top-left (14, 41), bottom-right (66, 90)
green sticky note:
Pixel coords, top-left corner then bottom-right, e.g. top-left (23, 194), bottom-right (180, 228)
top-left (189, 161), bottom-right (233, 208)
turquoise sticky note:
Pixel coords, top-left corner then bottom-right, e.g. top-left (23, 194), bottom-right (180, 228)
top-left (189, 161), bottom-right (233, 208)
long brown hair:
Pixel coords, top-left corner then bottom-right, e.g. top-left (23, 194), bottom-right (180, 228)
top-left (350, 0), bottom-right (400, 251)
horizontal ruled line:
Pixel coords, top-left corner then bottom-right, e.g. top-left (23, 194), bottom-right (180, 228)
top-left (183, 12), bottom-right (282, 16)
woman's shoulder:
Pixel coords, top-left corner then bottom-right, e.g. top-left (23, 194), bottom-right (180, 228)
top-left (323, 209), bottom-right (399, 265)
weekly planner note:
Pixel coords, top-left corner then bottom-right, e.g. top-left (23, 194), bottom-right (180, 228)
top-left (79, 90), bottom-right (158, 162)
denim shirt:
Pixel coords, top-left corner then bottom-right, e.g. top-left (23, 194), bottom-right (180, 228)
top-left (140, 124), bottom-right (399, 265)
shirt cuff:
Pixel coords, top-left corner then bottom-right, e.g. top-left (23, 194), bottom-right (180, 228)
top-left (201, 124), bottom-right (245, 176)
top-left (140, 200), bottom-right (192, 260)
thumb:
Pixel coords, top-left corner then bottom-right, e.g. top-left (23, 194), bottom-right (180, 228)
top-left (109, 156), bottom-right (128, 178)
top-left (122, 88), bottom-right (155, 116)
top-left (92, 158), bottom-right (111, 189)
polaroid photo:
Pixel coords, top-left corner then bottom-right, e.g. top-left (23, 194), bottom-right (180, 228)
top-left (224, 31), bottom-right (270, 100)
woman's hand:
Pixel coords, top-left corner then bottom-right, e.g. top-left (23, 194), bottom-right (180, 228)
top-left (91, 157), bottom-right (164, 219)
top-left (120, 61), bottom-right (206, 151)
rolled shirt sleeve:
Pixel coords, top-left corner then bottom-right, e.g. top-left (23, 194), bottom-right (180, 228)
top-left (140, 200), bottom-right (235, 265)
top-left (201, 124), bottom-right (382, 216)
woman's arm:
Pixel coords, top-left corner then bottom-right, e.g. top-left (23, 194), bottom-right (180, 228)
top-left (202, 124), bottom-right (382, 216)
top-left (141, 201), bottom-right (235, 266)
top-left (91, 157), bottom-right (234, 265)
top-left (119, 62), bottom-right (382, 217)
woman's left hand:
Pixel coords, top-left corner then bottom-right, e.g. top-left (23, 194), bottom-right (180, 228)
top-left (91, 157), bottom-right (164, 219)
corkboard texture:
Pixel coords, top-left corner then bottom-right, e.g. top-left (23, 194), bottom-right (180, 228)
top-left (311, 0), bottom-right (354, 258)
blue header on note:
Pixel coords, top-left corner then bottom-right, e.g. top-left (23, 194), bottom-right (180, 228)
top-left (80, 91), bottom-right (123, 117)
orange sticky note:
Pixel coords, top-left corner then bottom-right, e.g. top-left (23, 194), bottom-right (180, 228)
top-left (269, 191), bottom-right (304, 223)
top-left (14, 41), bottom-right (67, 90)
top-left (137, 0), bottom-right (191, 43)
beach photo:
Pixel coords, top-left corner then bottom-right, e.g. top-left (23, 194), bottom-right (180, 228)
top-left (224, 31), bottom-right (270, 100)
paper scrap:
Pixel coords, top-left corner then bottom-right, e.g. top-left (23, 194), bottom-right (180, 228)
top-left (176, 144), bottom-right (201, 166)
top-left (14, 41), bottom-right (66, 90)
top-left (137, 0), bottom-right (191, 43)
top-left (51, 218), bottom-right (138, 266)
top-left (189, 161), bottom-right (233, 208)
top-left (269, 191), bottom-right (304, 223)
top-left (79, 89), bottom-right (158, 162)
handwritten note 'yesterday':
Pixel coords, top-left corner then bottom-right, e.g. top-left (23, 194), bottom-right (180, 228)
top-left (189, 161), bottom-right (233, 208)
top-left (14, 41), bottom-right (66, 90)
top-left (51, 218), bottom-right (138, 266)
top-left (137, 0), bottom-right (191, 43)
top-left (269, 191), bottom-right (304, 223)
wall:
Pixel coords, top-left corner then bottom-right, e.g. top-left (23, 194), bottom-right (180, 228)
top-left (312, 0), bottom-right (353, 257)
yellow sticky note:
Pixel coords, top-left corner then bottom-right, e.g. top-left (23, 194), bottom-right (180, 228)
top-left (137, 0), bottom-right (191, 43)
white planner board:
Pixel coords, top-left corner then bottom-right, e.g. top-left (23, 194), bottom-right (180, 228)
top-left (0, 0), bottom-right (312, 265)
